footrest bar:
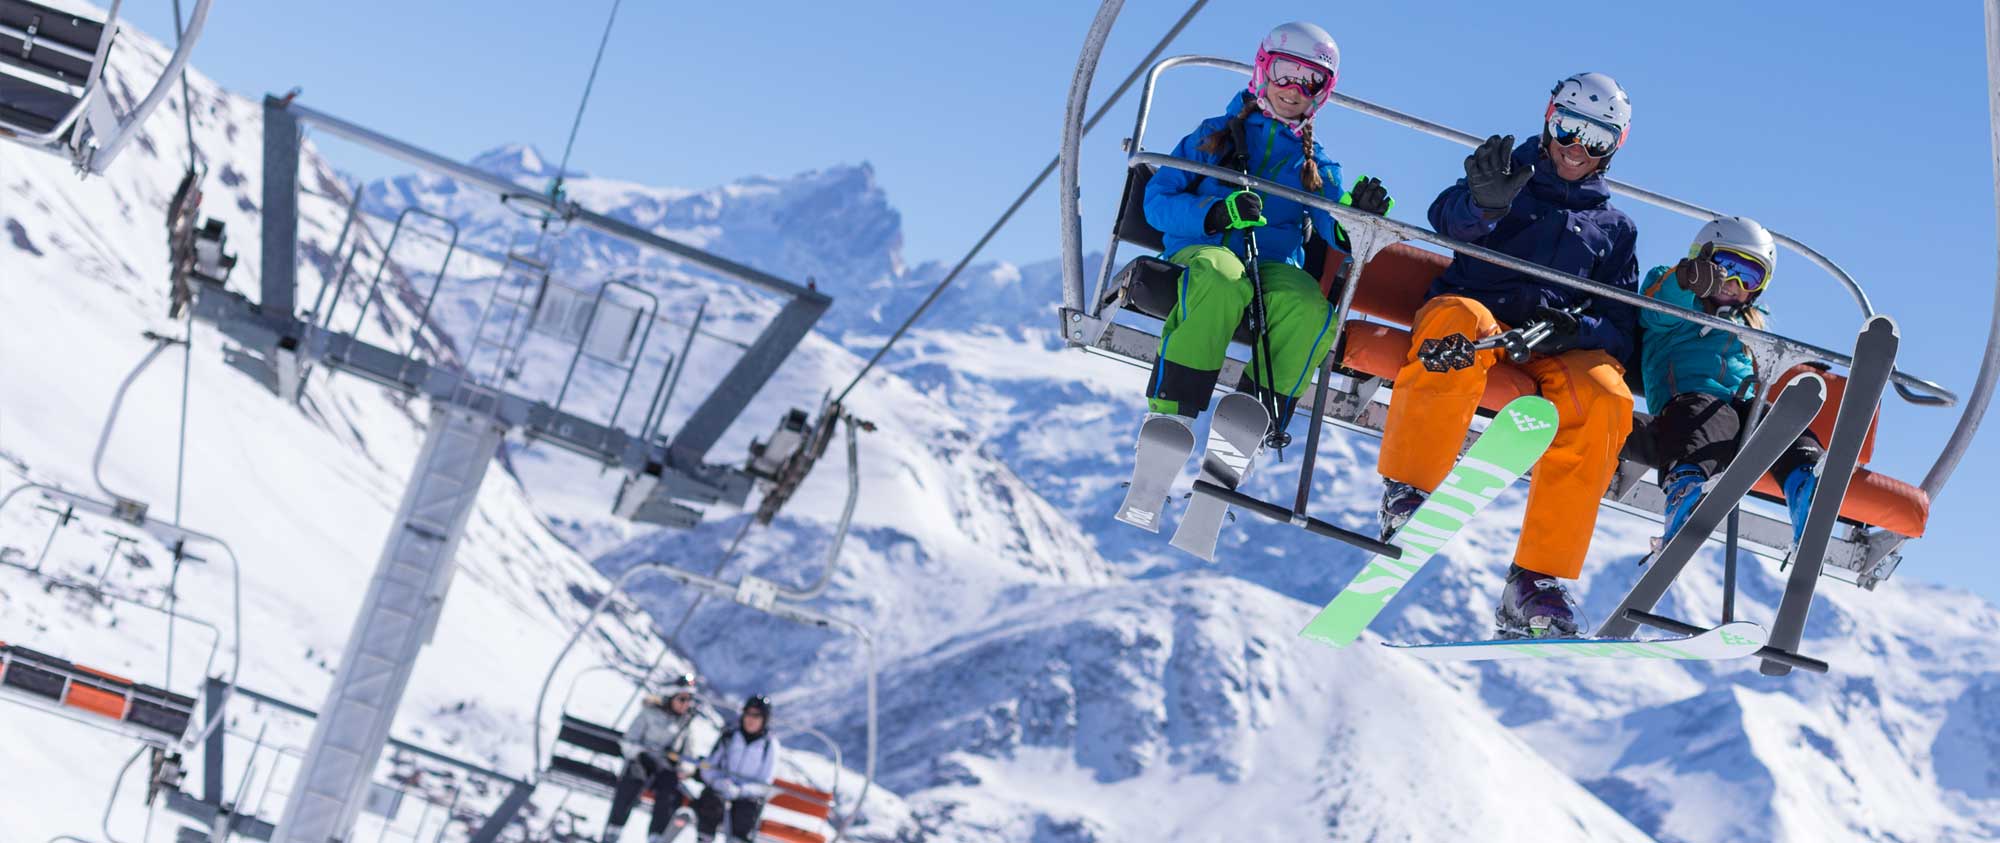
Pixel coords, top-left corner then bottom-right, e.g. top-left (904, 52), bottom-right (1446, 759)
top-left (1192, 480), bottom-right (1401, 558)
top-left (1621, 609), bottom-right (1704, 637)
top-left (1756, 647), bottom-right (1829, 674)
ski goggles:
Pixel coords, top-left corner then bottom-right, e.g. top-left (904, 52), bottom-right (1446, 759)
top-left (1265, 55), bottom-right (1331, 97)
top-left (1709, 247), bottom-right (1770, 294)
top-left (1545, 107), bottom-right (1623, 158)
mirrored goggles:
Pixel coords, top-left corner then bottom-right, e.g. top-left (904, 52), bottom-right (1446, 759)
top-left (1709, 247), bottom-right (1770, 294)
top-left (1546, 107), bottom-right (1622, 158)
top-left (1267, 55), bottom-right (1331, 97)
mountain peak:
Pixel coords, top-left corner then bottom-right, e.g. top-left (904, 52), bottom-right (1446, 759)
top-left (469, 143), bottom-right (575, 182)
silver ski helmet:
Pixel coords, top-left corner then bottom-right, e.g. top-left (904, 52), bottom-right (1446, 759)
top-left (1690, 216), bottom-right (1777, 293)
top-left (1251, 22), bottom-right (1340, 118)
top-left (1543, 72), bottom-right (1632, 159)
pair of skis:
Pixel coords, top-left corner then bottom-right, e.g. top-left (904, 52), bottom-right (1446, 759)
top-left (1113, 391), bottom-right (1268, 561)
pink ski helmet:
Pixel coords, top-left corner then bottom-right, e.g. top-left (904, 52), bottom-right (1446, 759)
top-left (1250, 22), bottom-right (1341, 118)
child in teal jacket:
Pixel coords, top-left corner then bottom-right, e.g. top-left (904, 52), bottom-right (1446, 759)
top-left (1641, 217), bottom-right (1822, 547)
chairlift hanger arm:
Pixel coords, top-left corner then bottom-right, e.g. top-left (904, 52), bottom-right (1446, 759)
top-left (1124, 151), bottom-right (1958, 407)
top-left (275, 100), bottom-right (828, 307)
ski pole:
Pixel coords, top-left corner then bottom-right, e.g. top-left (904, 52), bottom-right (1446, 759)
top-left (1238, 225), bottom-right (1289, 451)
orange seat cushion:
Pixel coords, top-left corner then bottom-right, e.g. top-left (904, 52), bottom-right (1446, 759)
top-left (1338, 320), bottom-right (1928, 537)
top-left (1750, 466), bottom-right (1929, 538)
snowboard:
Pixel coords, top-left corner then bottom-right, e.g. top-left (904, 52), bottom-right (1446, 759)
top-left (1298, 395), bottom-right (1559, 648)
top-left (1596, 371), bottom-right (1828, 639)
top-left (1386, 620), bottom-right (1767, 662)
top-left (1169, 392), bottom-right (1269, 560)
top-left (1115, 413), bottom-right (1196, 532)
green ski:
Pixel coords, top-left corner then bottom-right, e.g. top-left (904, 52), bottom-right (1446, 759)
top-left (1299, 395), bottom-right (1558, 648)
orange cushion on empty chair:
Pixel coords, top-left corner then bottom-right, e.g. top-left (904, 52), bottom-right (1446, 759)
top-left (1770, 365), bottom-right (1879, 466)
top-left (65, 681), bottom-right (128, 721)
top-left (756, 819), bottom-right (827, 843)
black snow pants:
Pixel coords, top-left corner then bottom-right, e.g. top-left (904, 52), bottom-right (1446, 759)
top-left (607, 755), bottom-right (683, 834)
top-left (1650, 392), bottom-right (1822, 482)
top-left (694, 787), bottom-right (764, 841)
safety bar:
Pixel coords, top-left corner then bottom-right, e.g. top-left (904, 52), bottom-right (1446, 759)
top-left (1109, 55), bottom-right (1955, 408)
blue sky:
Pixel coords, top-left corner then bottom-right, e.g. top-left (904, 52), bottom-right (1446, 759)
top-left (131, 1), bottom-right (2000, 604)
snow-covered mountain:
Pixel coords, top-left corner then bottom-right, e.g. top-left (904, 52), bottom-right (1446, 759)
top-left (5, 16), bottom-right (1999, 843)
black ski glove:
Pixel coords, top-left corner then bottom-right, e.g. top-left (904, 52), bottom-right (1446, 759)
top-left (1529, 304), bottom-right (1584, 354)
top-left (1203, 190), bottom-right (1265, 234)
top-left (1464, 134), bottom-right (1534, 217)
top-left (1673, 242), bottom-right (1726, 299)
top-left (1344, 176), bottom-right (1393, 216)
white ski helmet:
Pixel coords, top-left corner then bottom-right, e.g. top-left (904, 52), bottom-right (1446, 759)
top-left (1544, 72), bottom-right (1632, 154)
top-left (1690, 215), bottom-right (1778, 283)
top-left (1251, 22), bottom-right (1340, 117)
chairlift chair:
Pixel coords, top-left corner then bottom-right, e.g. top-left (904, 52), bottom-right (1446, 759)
top-left (1056, 30), bottom-right (1975, 671)
top-left (0, 0), bottom-right (214, 174)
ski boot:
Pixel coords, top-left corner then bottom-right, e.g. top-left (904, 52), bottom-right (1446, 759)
top-left (1651, 464), bottom-right (1707, 552)
top-left (1495, 563), bottom-right (1585, 639)
top-left (1779, 463), bottom-right (1818, 546)
top-left (1378, 479), bottom-right (1429, 542)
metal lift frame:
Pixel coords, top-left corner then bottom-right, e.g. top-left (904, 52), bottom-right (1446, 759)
top-left (177, 94), bottom-right (837, 843)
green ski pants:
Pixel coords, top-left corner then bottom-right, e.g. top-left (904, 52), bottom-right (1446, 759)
top-left (1145, 244), bottom-right (1338, 417)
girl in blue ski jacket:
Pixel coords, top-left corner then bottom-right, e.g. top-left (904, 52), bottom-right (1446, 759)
top-left (1136, 21), bottom-right (1392, 424)
top-left (1641, 216), bottom-right (1823, 547)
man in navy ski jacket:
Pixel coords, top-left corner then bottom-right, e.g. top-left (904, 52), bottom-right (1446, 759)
top-left (1427, 138), bottom-right (1640, 363)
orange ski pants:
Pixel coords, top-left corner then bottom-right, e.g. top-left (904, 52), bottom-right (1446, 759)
top-left (1377, 296), bottom-right (1633, 579)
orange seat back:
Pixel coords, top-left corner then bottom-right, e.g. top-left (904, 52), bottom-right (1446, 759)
top-left (773, 778), bottom-right (835, 804)
top-left (1338, 243), bottom-right (1451, 325)
top-left (771, 791), bottom-right (833, 820)
top-left (1770, 365), bottom-right (1879, 466)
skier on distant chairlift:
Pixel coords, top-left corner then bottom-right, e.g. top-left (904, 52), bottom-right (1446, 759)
top-left (1374, 72), bottom-right (1642, 639)
top-left (1641, 216), bottom-right (1824, 550)
top-left (1120, 21), bottom-right (1394, 500)
top-left (693, 694), bottom-right (781, 843)
top-left (602, 674), bottom-right (701, 843)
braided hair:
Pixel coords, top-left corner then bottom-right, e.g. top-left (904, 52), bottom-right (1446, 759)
top-left (1196, 93), bottom-right (1324, 194)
